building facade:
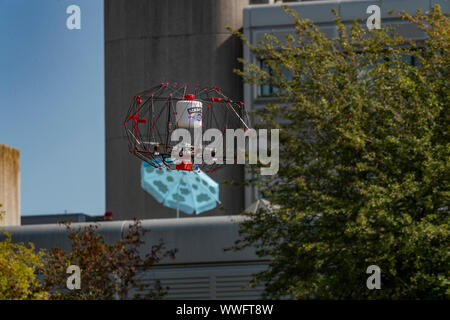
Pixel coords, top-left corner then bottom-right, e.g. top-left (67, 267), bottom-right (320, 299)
top-left (3, 216), bottom-right (268, 299)
top-left (244, 0), bottom-right (449, 113)
top-left (242, 0), bottom-right (449, 206)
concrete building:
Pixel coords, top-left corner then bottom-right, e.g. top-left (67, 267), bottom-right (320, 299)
top-left (3, 216), bottom-right (268, 299)
top-left (242, 0), bottom-right (450, 204)
top-left (244, 0), bottom-right (449, 113)
top-left (0, 144), bottom-right (20, 227)
top-left (105, 0), bottom-right (251, 220)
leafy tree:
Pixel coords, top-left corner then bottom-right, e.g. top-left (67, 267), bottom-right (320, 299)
top-left (43, 218), bottom-right (177, 299)
top-left (229, 5), bottom-right (449, 299)
top-left (0, 207), bottom-right (49, 300)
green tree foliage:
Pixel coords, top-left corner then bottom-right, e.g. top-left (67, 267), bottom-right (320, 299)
top-left (0, 205), bottom-right (48, 300)
top-left (43, 219), bottom-right (177, 299)
top-left (0, 231), bottom-right (48, 300)
top-left (230, 5), bottom-right (449, 299)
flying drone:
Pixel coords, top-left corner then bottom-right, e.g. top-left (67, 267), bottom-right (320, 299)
top-left (123, 82), bottom-right (250, 172)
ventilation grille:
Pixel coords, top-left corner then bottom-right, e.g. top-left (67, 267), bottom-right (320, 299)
top-left (216, 274), bottom-right (265, 300)
top-left (159, 276), bottom-right (211, 300)
top-left (131, 264), bottom-right (268, 300)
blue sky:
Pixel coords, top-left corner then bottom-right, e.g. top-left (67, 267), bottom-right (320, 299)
top-left (0, 0), bottom-right (104, 216)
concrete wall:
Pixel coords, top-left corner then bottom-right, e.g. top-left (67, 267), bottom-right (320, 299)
top-left (2, 216), bottom-right (268, 299)
top-left (105, 0), bottom-right (250, 220)
top-left (2, 216), bottom-right (263, 265)
top-left (0, 144), bottom-right (20, 226)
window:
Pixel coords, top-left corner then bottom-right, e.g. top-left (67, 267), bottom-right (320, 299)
top-left (258, 59), bottom-right (293, 98)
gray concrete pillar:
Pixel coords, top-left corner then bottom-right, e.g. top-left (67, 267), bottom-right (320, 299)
top-left (0, 144), bottom-right (20, 226)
